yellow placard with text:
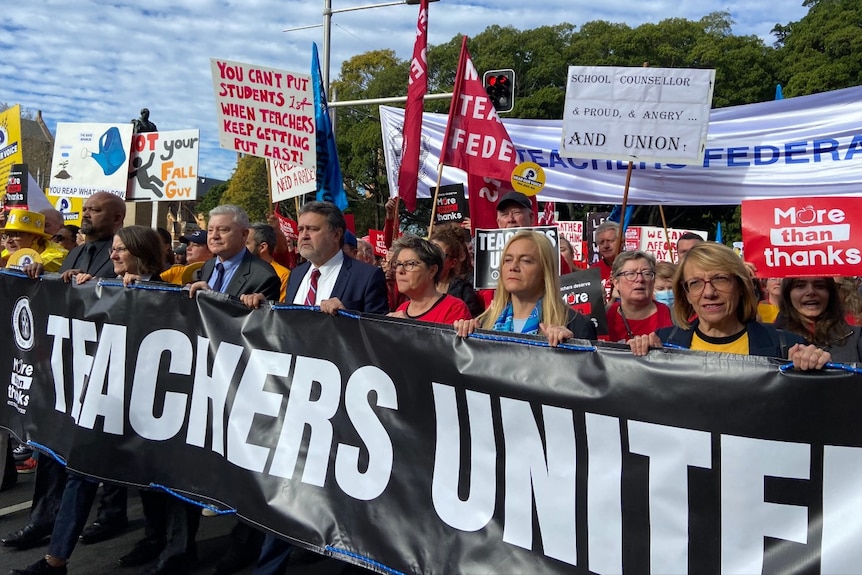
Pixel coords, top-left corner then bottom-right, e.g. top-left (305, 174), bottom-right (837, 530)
top-left (46, 192), bottom-right (85, 227)
top-left (0, 105), bottom-right (24, 200)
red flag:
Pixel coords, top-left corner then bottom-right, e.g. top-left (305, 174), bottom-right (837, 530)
top-left (441, 37), bottom-right (519, 230)
top-left (396, 0), bottom-right (429, 213)
top-left (539, 201), bottom-right (556, 225)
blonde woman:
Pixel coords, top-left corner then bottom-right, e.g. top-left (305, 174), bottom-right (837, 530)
top-left (454, 231), bottom-right (595, 346)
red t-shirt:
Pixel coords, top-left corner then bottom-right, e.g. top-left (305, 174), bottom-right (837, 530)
top-left (397, 294), bottom-right (472, 324)
top-left (606, 301), bottom-right (674, 343)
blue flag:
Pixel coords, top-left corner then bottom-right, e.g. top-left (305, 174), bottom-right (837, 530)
top-left (608, 205), bottom-right (635, 233)
top-left (775, 84), bottom-right (784, 100)
top-left (715, 221), bottom-right (723, 244)
top-left (311, 43), bottom-right (348, 210)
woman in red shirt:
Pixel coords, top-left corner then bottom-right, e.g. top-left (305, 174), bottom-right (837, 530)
top-left (606, 250), bottom-right (673, 342)
top-left (388, 236), bottom-right (472, 324)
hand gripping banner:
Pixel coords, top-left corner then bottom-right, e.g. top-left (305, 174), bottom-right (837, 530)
top-left (2, 270), bottom-right (862, 574)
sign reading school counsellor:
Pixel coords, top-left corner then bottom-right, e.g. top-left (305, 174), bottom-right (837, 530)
top-left (210, 58), bottom-right (316, 168)
top-left (269, 159), bottom-right (316, 203)
top-left (742, 196), bottom-right (862, 278)
top-left (559, 66), bottom-right (715, 164)
top-left (49, 123), bottom-right (133, 198)
top-left (127, 130), bottom-right (200, 201)
top-left (474, 225), bottom-right (559, 290)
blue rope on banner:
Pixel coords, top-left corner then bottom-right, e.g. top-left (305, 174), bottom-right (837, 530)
top-left (28, 441), bottom-right (68, 466)
top-left (466, 331), bottom-right (597, 352)
top-left (662, 343), bottom-right (688, 350)
top-left (778, 361), bottom-right (862, 374)
top-left (95, 279), bottom-right (182, 293)
top-left (324, 546), bottom-right (405, 575)
top-left (149, 483), bottom-right (236, 515)
top-left (269, 303), bottom-right (362, 320)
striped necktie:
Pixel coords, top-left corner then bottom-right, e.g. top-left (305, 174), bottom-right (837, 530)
top-left (304, 268), bottom-right (320, 306)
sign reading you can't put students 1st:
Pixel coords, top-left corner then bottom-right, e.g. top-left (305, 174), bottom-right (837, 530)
top-left (560, 66), bottom-right (715, 165)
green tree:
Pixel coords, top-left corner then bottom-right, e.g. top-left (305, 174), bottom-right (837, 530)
top-left (772, 0), bottom-right (862, 96)
top-left (219, 155), bottom-right (271, 222)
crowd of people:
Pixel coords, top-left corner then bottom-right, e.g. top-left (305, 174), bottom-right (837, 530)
top-left (1, 189), bottom-right (859, 575)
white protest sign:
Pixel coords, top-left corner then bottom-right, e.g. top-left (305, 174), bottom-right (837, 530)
top-left (561, 66), bottom-right (715, 164)
top-left (210, 58), bottom-right (316, 168)
top-left (269, 160), bottom-right (316, 203)
top-left (49, 123), bottom-right (134, 198)
top-left (630, 225), bottom-right (707, 262)
top-left (127, 130), bottom-right (200, 201)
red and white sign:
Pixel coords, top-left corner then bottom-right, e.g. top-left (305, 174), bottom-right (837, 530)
top-left (368, 229), bottom-right (388, 258)
top-left (630, 225), bottom-right (707, 262)
top-left (273, 212), bottom-right (298, 243)
top-left (742, 196), bottom-right (862, 278)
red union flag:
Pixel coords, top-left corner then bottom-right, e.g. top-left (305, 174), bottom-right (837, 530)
top-left (742, 196), bottom-right (862, 278)
top-left (442, 36), bottom-right (519, 230)
top-left (396, 0), bottom-right (428, 213)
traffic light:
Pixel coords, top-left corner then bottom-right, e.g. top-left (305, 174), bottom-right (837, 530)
top-left (483, 69), bottom-right (515, 113)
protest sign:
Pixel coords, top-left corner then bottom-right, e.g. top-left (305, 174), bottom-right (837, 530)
top-left (49, 123), bottom-right (133, 198)
top-left (742, 196), bottom-right (862, 278)
top-left (629, 226), bottom-right (708, 262)
top-left (2, 273), bottom-right (862, 575)
top-left (126, 130), bottom-right (200, 201)
top-left (559, 267), bottom-right (607, 335)
top-left (210, 58), bottom-right (316, 168)
top-left (0, 105), bottom-right (24, 200)
top-left (433, 183), bottom-right (468, 225)
top-left (270, 159), bottom-right (316, 203)
top-left (561, 66), bottom-right (715, 164)
top-left (369, 229), bottom-right (388, 258)
top-left (474, 225), bottom-right (559, 289)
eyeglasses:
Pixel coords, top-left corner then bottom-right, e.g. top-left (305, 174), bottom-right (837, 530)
top-left (392, 260), bottom-right (423, 272)
top-left (615, 270), bottom-right (656, 281)
top-left (498, 208), bottom-right (528, 218)
top-left (52, 234), bottom-right (70, 242)
top-left (683, 274), bottom-right (735, 294)
top-left (110, 247), bottom-right (129, 254)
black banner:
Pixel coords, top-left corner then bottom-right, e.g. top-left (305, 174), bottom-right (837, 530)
top-left (3, 271), bottom-right (862, 574)
top-left (432, 183), bottom-right (468, 225)
top-left (560, 267), bottom-right (608, 336)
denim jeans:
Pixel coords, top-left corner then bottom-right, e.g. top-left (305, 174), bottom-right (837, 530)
top-left (47, 474), bottom-right (99, 560)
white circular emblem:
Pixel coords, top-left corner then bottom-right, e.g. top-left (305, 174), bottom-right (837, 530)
top-left (12, 297), bottom-right (34, 351)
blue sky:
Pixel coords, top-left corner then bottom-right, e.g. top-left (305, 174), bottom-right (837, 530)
top-left (0, 0), bottom-right (809, 182)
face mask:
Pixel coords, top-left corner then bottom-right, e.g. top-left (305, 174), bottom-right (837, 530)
top-left (654, 289), bottom-right (674, 307)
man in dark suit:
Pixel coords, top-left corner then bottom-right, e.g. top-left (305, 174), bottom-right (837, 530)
top-left (189, 204), bottom-right (280, 301)
top-left (247, 201), bottom-right (388, 575)
top-left (4, 192), bottom-right (130, 555)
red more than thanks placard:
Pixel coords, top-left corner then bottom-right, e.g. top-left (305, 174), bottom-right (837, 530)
top-left (742, 196), bottom-right (862, 278)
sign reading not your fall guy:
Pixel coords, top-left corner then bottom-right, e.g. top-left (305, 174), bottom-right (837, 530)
top-left (126, 130), bottom-right (200, 201)
top-left (560, 66), bottom-right (715, 164)
top-left (742, 196), bottom-right (862, 278)
top-left (210, 59), bottom-right (316, 168)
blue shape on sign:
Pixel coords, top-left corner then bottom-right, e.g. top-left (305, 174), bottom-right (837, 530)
top-left (90, 126), bottom-right (126, 175)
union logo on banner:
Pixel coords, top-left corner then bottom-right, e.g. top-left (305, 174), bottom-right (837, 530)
top-left (742, 196), bottom-right (862, 278)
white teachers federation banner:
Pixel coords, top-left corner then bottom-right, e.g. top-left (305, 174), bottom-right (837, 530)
top-left (3, 272), bottom-right (862, 574)
top-left (561, 66), bottom-right (715, 164)
top-left (210, 58), bottom-right (316, 168)
top-left (126, 130), bottom-right (200, 201)
top-left (379, 84), bottom-right (862, 206)
top-left (49, 123), bottom-right (134, 198)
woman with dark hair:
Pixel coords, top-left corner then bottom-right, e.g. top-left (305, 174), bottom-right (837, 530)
top-left (628, 242), bottom-right (831, 370)
top-left (606, 250), bottom-right (673, 342)
top-left (429, 222), bottom-right (484, 317)
top-left (454, 231), bottom-right (596, 346)
top-left (52, 224), bottom-right (80, 252)
top-left (388, 236), bottom-right (472, 324)
top-left (76, 225), bottom-right (166, 285)
top-left (776, 277), bottom-right (862, 363)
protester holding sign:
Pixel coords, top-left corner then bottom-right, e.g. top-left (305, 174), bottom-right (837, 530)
top-left (628, 243), bottom-right (831, 370)
top-left (429, 222), bottom-right (484, 317)
top-left (776, 277), bottom-right (862, 364)
top-left (606, 251), bottom-right (673, 342)
top-left (388, 236), bottom-right (472, 324)
top-left (454, 231), bottom-right (596, 345)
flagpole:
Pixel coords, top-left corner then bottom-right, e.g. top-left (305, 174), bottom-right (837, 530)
top-left (429, 35), bottom-right (468, 234)
top-left (658, 205), bottom-right (673, 259)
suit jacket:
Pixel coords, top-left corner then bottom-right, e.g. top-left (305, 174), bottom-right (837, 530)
top-left (286, 256), bottom-right (389, 314)
top-left (59, 238), bottom-right (115, 278)
top-left (201, 249), bottom-right (281, 300)
top-left (657, 319), bottom-right (805, 359)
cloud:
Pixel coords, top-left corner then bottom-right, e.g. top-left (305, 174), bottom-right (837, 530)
top-left (1, 0), bottom-right (807, 182)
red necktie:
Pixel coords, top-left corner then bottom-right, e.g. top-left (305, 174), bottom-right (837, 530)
top-left (304, 268), bottom-right (320, 306)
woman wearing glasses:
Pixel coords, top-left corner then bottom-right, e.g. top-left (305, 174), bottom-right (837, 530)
top-left (1, 208), bottom-right (68, 271)
top-left (454, 231), bottom-right (596, 346)
top-left (74, 226), bottom-right (166, 285)
top-left (776, 277), bottom-right (862, 364)
top-left (628, 243), bottom-right (830, 370)
top-left (388, 235), bottom-right (473, 324)
top-left (606, 250), bottom-right (673, 342)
